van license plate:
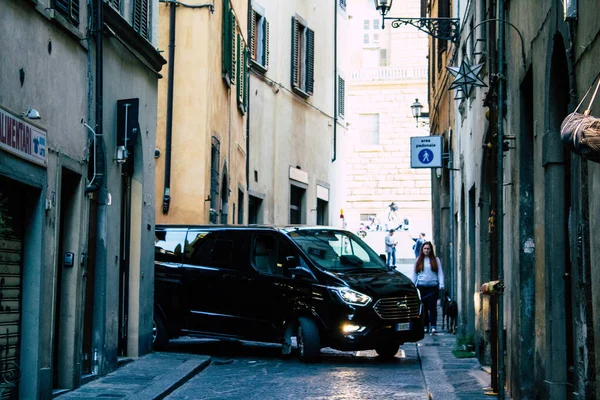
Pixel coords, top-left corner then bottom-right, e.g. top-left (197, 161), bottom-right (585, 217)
top-left (395, 323), bottom-right (411, 331)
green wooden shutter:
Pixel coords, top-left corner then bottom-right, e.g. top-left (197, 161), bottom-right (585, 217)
top-left (306, 28), bottom-right (315, 95)
top-left (54, 0), bottom-right (80, 25)
top-left (243, 47), bottom-right (249, 110)
top-left (338, 76), bottom-right (345, 117)
top-left (291, 17), bottom-right (299, 88)
top-left (250, 10), bottom-right (256, 61)
top-left (222, 0), bottom-right (231, 77)
top-left (230, 9), bottom-right (237, 84)
top-left (237, 35), bottom-right (243, 105)
top-left (133, 0), bottom-right (149, 39)
top-left (264, 20), bottom-right (270, 68)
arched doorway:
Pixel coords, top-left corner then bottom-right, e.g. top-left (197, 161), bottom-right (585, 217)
top-left (220, 165), bottom-right (229, 224)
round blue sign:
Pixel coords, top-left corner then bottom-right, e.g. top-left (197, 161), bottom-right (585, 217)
top-left (418, 149), bottom-right (434, 164)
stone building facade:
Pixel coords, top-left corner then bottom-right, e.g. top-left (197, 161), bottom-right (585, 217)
top-left (1, 0), bottom-right (163, 398)
top-left (341, 0), bottom-right (431, 241)
top-left (428, 0), bottom-right (600, 398)
top-left (247, 0), bottom-right (344, 225)
top-left (155, 0), bottom-right (248, 225)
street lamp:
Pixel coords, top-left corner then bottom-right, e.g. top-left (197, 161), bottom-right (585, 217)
top-left (411, 98), bottom-right (423, 126)
top-left (373, 0), bottom-right (460, 42)
top-left (373, 0), bottom-right (393, 17)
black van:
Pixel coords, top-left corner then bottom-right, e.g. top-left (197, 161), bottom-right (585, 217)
top-left (153, 225), bottom-right (424, 361)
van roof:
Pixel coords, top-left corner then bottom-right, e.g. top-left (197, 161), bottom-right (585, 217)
top-left (154, 224), bottom-right (341, 233)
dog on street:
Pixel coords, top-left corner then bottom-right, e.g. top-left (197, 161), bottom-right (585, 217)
top-left (442, 295), bottom-right (457, 334)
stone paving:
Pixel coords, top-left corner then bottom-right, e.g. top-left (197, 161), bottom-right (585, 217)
top-left (61, 307), bottom-right (501, 399)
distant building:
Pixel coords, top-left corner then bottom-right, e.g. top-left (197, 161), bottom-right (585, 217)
top-left (339, 0), bottom-right (432, 237)
top-left (1, 0), bottom-right (164, 397)
top-left (247, 0), bottom-right (344, 225)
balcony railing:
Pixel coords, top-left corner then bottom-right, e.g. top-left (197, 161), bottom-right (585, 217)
top-left (350, 67), bottom-right (428, 82)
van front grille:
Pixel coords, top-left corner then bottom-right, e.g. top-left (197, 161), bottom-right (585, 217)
top-left (373, 294), bottom-right (421, 321)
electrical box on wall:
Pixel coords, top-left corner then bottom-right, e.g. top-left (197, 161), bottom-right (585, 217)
top-left (564, 0), bottom-right (577, 20)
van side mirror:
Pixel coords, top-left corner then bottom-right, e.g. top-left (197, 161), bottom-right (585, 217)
top-left (379, 254), bottom-right (386, 263)
top-left (288, 267), bottom-right (313, 280)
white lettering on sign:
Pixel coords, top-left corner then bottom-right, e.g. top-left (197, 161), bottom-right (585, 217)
top-left (410, 136), bottom-right (442, 168)
top-left (0, 107), bottom-right (47, 166)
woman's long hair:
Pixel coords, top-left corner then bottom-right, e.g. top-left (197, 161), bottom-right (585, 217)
top-left (414, 241), bottom-right (438, 273)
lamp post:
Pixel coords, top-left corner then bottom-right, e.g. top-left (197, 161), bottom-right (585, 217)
top-left (373, 0), bottom-right (460, 42)
top-left (411, 98), bottom-right (423, 127)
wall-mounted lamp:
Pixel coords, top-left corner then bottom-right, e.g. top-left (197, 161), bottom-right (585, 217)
top-left (374, 0), bottom-right (460, 41)
top-left (21, 109), bottom-right (41, 120)
top-left (411, 98), bottom-right (424, 127)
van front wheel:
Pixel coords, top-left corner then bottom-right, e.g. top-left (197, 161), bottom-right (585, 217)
top-left (297, 317), bottom-right (320, 363)
top-left (153, 311), bottom-right (169, 351)
top-left (375, 342), bottom-right (400, 359)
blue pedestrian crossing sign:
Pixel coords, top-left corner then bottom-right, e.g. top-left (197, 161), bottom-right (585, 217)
top-left (410, 136), bottom-right (443, 168)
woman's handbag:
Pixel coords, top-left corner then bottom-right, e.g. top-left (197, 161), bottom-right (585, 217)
top-left (560, 73), bottom-right (600, 163)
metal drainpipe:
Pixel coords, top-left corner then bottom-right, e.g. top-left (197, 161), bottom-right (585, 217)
top-left (496, 0), bottom-right (506, 397)
top-left (331, 0), bottom-right (338, 163)
top-left (91, 0), bottom-right (107, 375)
top-left (162, 2), bottom-right (177, 214)
top-left (245, 0), bottom-right (251, 210)
top-left (448, 128), bottom-right (454, 300)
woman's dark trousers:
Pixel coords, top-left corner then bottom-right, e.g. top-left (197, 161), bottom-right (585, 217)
top-left (418, 286), bottom-right (439, 330)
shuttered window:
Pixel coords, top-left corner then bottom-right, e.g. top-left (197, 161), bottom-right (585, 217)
top-left (359, 114), bottom-right (380, 145)
top-left (291, 16), bottom-right (314, 97)
top-left (437, 0), bottom-right (449, 64)
top-left (338, 76), bottom-right (345, 118)
top-left (54, 0), bottom-right (80, 25)
top-left (222, 0), bottom-right (237, 86)
top-left (133, 0), bottom-right (150, 40)
top-left (250, 9), bottom-right (269, 71)
top-left (420, 0), bottom-right (428, 18)
top-left (236, 35), bottom-right (248, 113)
top-left (108, 0), bottom-right (121, 12)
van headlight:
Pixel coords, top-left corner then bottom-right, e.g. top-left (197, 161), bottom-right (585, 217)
top-left (332, 287), bottom-right (372, 306)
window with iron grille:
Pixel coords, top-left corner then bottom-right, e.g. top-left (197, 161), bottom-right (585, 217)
top-left (291, 16), bottom-right (314, 97)
top-left (338, 76), bottom-right (345, 118)
top-left (53, 0), bottom-right (80, 25)
top-left (210, 137), bottom-right (221, 224)
top-left (133, 0), bottom-right (150, 40)
top-left (222, 0), bottom-right (237, 86)
top-left (250, 8), bottom-right (269, 71)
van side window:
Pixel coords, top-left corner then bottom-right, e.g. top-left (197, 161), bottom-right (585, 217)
top-left (184, 230), bottom-right (215, 265)
top-left (155, 229), bottom-right (187, 263)
top-left (252, 235), bottom-right (303, 277)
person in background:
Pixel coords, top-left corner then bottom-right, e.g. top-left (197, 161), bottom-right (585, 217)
top-left (412, 232), bottom-right (426, 258)
top-left (411, 241), bottom-right (444, 334)
top-left (384, 229), bottom-right (398, 269)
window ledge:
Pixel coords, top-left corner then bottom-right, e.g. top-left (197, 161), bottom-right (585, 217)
top-left (292, 86), bottom-right (311, 98)
top-left (103, 3), bottom-right (166, 72)
top-left (35, 5), bottom-right (87, 49)
top-left (250, 60), bottom-right (268, 74)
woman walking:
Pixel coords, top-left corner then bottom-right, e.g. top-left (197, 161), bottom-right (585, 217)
top-left (411, 242), bottom-right (444, 334)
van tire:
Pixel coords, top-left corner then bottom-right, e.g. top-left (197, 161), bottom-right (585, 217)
top-left (153, 311), bottom-right (169, 351)
top-left (375, 342), bottom-right (400, 359)
top-left (297, 317), bottom-right (320, 363)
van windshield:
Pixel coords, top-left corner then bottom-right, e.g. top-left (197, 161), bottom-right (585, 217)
top-left (287, 229), bottom-right (388, 272)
